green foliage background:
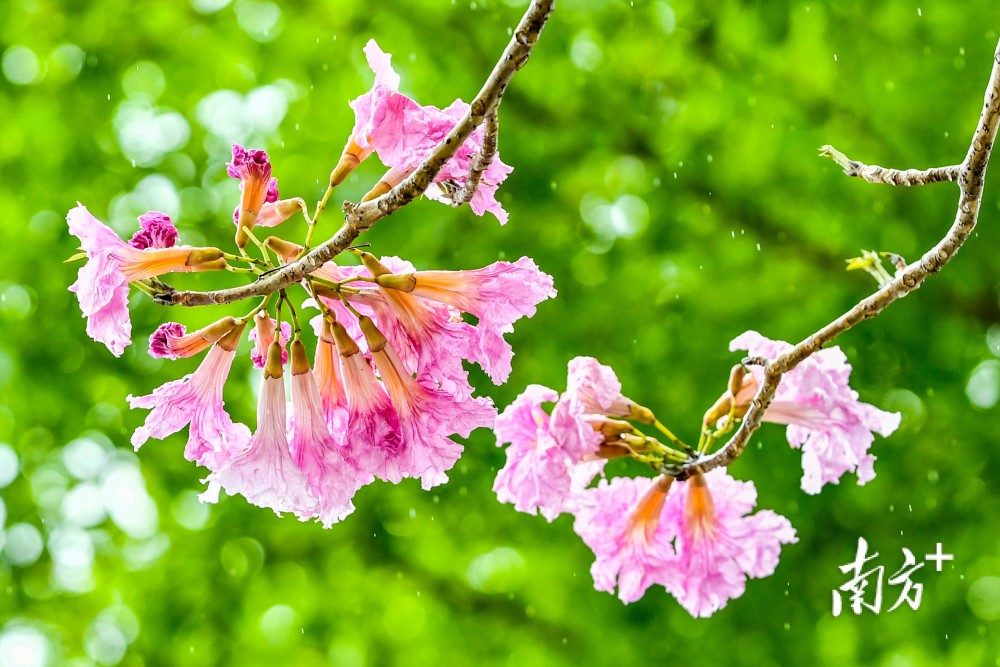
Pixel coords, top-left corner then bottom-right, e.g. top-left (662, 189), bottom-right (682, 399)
top-left (2, 0), bottom-right (1000, 665)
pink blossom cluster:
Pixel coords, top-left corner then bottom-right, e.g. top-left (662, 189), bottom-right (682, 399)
top-left (345, 40), bottom-right (514, 223)
top-left (729, 331), bottom-right (901, 494)
top-left (493, 346), bottom-right (898, 615)
top-left (124, 253), bottom-right (555, 524)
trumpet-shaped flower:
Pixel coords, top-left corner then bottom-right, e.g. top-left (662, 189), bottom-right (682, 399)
top-left (329, 321), bottom-right (403, 485)
top-left (148, 317), bottom-right (239, 360)
top-left (572, 475), bottom-right (681, 603)
top-left (349, 40), bottom-right (512, 223)
top-left (312, 319), bottom-right (349, 435)
top-left (664, 470), bottom-right (797, 617)
top-left (205, 342), bottom-right (317, 519)
top-left (248, 311), bottom-right (291, 369)
top-left (379, 257), bottom-right (557, 383)
top-left (287, 340), bottom-right (360, 526)
top-left (361, 316), bottom-right (495, 489)
top-left (730, 331), bottom-right (901, 494)
top-left (129, 324), bottom-right (250, 469)
top-left (68, 204), bottom-right (226, 356)
top-left (564, 356), bottom-right (654, 423)
top-left (228, 144), bottom-right (273, 246)
top-left (572, 470), bottom-right (796, 614)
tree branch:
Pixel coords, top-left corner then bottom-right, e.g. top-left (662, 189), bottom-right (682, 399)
top-left (456, 109), bottom-right (500, 205)
top-left (156, 0), bottom-right (555, 308)
top-left (819, 144), bottom-right (960, 186)
top-left (673, 39), bottom-right (1000, 481)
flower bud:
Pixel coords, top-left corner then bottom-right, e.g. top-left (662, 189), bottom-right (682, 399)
top-left (264, 237), bottom-right (303, 263)
top-left (358, 316), bottom-right (387, 353)
top-left (186, 247), bottom-right (227, 272)
top-left (264, 341), bottom-right (284, 379)
top-left (359, 251), bottom-right (390, 277)
top-left (329, 138), bottom-right (372, 187)
top-left (216, 321), bottom-right (247, 352)
top-left (290, 338), bottom-right (311, 376)
top-left (258, 198), bottom-right (307, 228)
top-left (375, 272), bottom-right (416, 292)
top-left (329, 321), bottom-right (361, 357)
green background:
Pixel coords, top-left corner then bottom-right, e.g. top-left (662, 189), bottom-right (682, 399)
top-left (2, 0), bottom-right (1000, 665)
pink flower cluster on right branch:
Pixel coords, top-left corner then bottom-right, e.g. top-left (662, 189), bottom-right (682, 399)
top-left (493, 343), bottom-right (899, 616)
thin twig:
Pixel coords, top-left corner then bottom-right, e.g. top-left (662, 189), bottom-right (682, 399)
top-left (456, 109), bottom-right (500, 204)
top-left (673, 39), bottom-right (1000, 481)
top-left (819, 144), bottom-right (960, 186)
top-left (155, 0), bottom-right (555, 308)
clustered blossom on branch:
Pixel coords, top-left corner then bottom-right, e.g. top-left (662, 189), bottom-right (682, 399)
top-left (333, 40), bottom-right (514, 223)
top-left (491, 351), bottom-right (897, 616)
top-left (65, 28), bottom-right (551, 524)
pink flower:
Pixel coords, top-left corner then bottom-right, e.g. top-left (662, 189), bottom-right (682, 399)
top-left (564, 357), bottom-right (654, 423)
top-left (231, 179), bottom-right (299, 228)
top-left (349, 40), bottom-right (414, 158)
top-left (148, 317), bottom-right (239, 360)
top-left (357, 254), bottom-right (480, 399)
top-left (360, 316), bottom-right (495, 489)
top-left (205, 341), bottom-right (317, 520)
top-left (378, 257), bottom-right (557, 383)
top-left (349, 40), bottom-right (513, 224)
top-left (68, 204), bottom-right (226, 356)
top-left (248, 311), bottom-right (291, 369)
top-left (312, 318), bottom-right (349, 435)
top-left (664, 470), bottom-right (797, 617)
top-left (287, 339), bottom-right (360, 527)
top-left (572, 470), bottom-right (797, 615)
top-left (493, 385), bottom-right (603, 521)
top-left (572, 475), bottom-right (680, 603)
top-left (129, 324), bottom-right (250, 469)
top-left (129, 211), bottom-right (178, 249)
top-left (730, 331), bottom-right (901, 494)
top-left (329, 320), bottom-right (403, 484)
top-left (228, 144), bottom-right (273, 247)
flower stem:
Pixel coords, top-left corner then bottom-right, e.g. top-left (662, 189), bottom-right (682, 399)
top-left (653, 419), bottom-right (694, 455)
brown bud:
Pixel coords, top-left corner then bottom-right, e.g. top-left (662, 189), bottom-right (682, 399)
top-left (216, 322), bottom-right (247, 352)
top-left (186, 247), bottom-right (227, 271)
top-left (290, 338), bottom-right (311, 376)
top-left (199, 316), bottom-right (238, 343)
top-left (702, 394), bottom-right (733, 429)
top-left (627, 402), bottom-right (656, 425)
top-left (376, 272), bottom-right (416, 293)
top-left (728, 365), bottom-right (748, 397)
top-left (264, 340), bottom-right (284, 379)
top-left (264, 236), bottom-right (303, 263)
top-left (320, 319), bottom-right (336, 344)
top-left (235, 210), bottom-right (258, 249)
top-left (596, 418), bottom-right (634, 439)
top-left (329, 321), bottom-right (360, 357)
top-left (360, 180), bottom-right (393, 203)
top-left (358, 316), bottom-right (387, 353)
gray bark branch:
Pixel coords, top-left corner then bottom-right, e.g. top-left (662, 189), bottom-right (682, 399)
top-left (673, 40), bottom-right (1000, 480)
top-left (819, 144), bottom-right (960, 186)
